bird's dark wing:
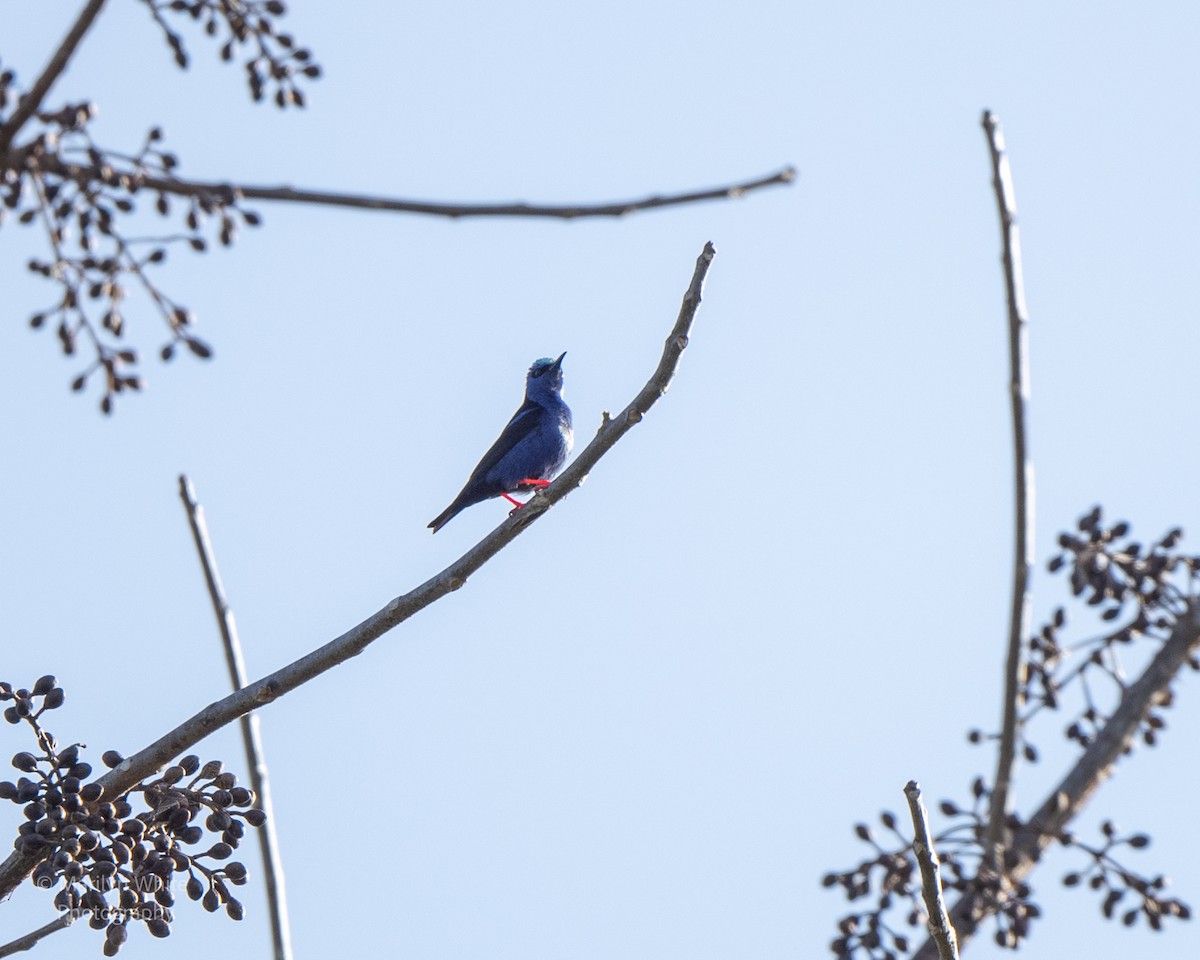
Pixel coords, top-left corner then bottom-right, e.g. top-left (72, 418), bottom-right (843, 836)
top-left (461, 399), bottom-right (544, 489)
top-left (428, 400), bottom-right (547, 532)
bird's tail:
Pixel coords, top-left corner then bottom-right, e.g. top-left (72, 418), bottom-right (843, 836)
top-left (428, 499), bottom-right (465, 534)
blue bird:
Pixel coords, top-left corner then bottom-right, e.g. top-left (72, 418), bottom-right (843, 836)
top-left (428, 352), bottom-right (573, 533)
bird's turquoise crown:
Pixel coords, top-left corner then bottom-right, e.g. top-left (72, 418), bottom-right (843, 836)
top-left (529, 352), bottom-right (566, 377)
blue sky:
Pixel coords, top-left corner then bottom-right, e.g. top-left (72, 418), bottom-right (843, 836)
top-left (2, 3), bottom-right (1199, 959)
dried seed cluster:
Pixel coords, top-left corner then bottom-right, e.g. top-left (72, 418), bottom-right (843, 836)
top-left (1061, 821), bottom-right (1191, 930)
top-left (821, 811), bottom-right (916, 960)
top-left (823, 508), bottom-right (1196, 958)
top-left (143, 0), bottom-right (321, 108)
top-left (1027, 507), bottom-right (1200, 753)
top-left (822, 777), bottom-right (1039, 959)
top-left (0, 59), bottom-right (14, 116)
top-left (8, 114), bottom-right (234, 412)
top-left (1, 677), bottom-right (266, 955)
top-left (0, 1), bottom-right (320, 412)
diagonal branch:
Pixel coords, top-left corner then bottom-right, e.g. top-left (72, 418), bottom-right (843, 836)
top-left (0, 0), bottom-right (110, 154)
top-left (178, 475), bottom-right (293, 960)
top-left (912, 603), bottom-right (1200, 958)
top-left (36, 155), bottom-right (794, 220)
top-left (981, 109), bottom-right (1035, 865)
top-left (0, 241), bottom-right (716, 899)
top-left (0, 912), bottom-right (75, 959)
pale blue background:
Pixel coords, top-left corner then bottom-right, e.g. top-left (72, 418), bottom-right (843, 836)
top-left (1, 3), bottom-right (1198, 959)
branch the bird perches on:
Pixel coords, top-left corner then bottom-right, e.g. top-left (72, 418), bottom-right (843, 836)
top-left (0, 241), bottom-right (717, 899)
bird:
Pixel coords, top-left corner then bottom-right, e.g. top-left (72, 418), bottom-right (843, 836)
top-left (428, 352), bottom-right (573, 533)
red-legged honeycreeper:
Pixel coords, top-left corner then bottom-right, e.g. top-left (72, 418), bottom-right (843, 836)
top-left (428, 352), bottom-right (573, 533)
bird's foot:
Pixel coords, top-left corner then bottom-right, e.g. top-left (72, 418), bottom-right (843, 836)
top-left (504, 479), bottom-right (551, 515)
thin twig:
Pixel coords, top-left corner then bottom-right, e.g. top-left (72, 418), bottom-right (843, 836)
top-left (904, 781), bottom-right (960, 960)
top-left (0, 912), bottom-right (75, 958)
top-left (0, 242), bottom-right (717, 898)
top-left (27, 168), bottom-right (102, 353)
top-left (911, 603), bottom-right (1200, 958)
top-left (0, 0), bottom-right (110, 154)
top-left (981, 109), bottom-right (1035, 865)
top-left (178, 475), bottom-right (293, 960)
top-left (38, 156), bottom-right (795, 220)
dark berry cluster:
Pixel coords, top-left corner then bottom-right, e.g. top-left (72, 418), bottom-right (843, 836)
top-left (823, 508), bottom-right (1196, 957)
top-left (1, 677), bottom-right (266, 955)
top-left (821, 812), bottom-right (916, 960)
top-left (1061, 820), bottom-right (1191, 930)
top-left (1027, 509), bottom-right (1200, 751)
top-left (0, 57), bottom-right (15, 121)
top-left (141, 0), bottom-right (321, 108)
top-left (1, 1), bottom-right (320, 411)
top-left (822, 777), bottom-right (1040, 958)
top-left (7, 112), bottom-right (251, 412)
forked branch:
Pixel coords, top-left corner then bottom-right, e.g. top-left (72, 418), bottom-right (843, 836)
top-left (0, 0), bottom-right (109, 153)
top-left (911, 605), bottom-right (1200, 958)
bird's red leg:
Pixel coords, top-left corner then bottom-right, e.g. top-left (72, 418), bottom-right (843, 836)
top-left (504, 479), bottom-right (551, 515)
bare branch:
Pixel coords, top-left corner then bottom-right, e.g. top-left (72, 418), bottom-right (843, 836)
top-left (0, 912), bottom-right (74, 959)
top-left (904, 781), bottom-right (960, 960)
top-left (0, 0), bottom-right (110, 154)
top-left (981, 109), bottom-right (1035, 864)
top-left (38, 155), bottom-right (795, 220)
top-left (0, 241), bottom-right (716, 899)
top-left (178, 475), bottom-right (293, 960)
top-left (912, 603), bottom-right (1200, 958)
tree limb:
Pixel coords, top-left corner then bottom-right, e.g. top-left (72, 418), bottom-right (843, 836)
top-left (904, 781), bottom-right (960, 960)
top-left (912, 603), bottom-right (1200, 958)
top-left (0, 0), bottom-right (110, 154)
top-left (36, 155), bottom-right (795, 220)
top-left (0, 241), bottom-right (716, 899)
top-left (0, 912), bottom-right (74, 959)
top-left (981, 109), bottom-right (1035, 865)
top-left (178, 475), bottom-right (293, 960)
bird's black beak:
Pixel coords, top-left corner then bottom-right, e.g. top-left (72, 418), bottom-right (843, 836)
top-left (552, 351), bottom-right (566, 369)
